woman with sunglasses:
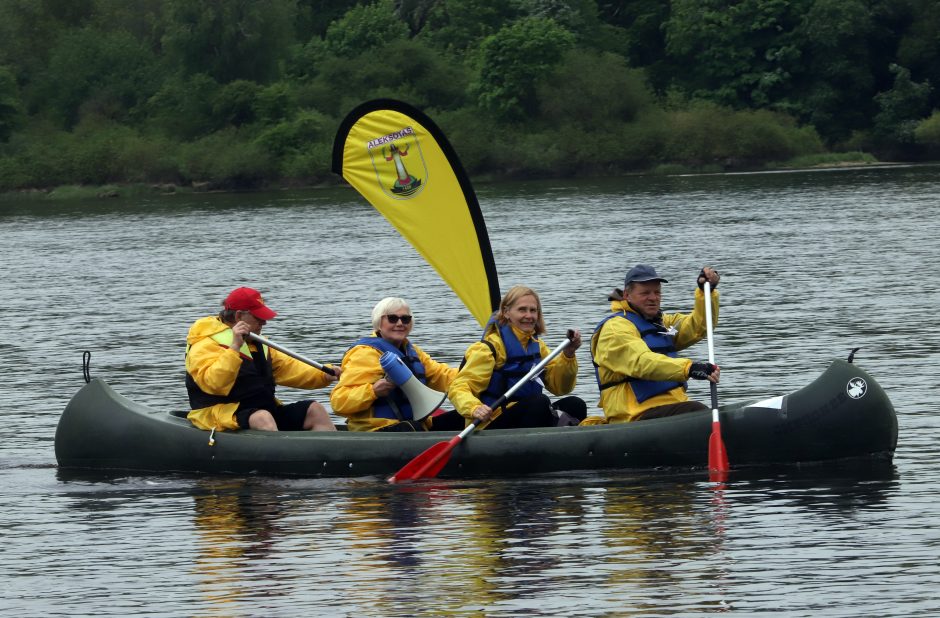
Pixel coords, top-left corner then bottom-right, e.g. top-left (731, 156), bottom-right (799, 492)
top-left (330, 297), bottom-right (463, 432)
top-left (448, 285), bottom-right (587, 429)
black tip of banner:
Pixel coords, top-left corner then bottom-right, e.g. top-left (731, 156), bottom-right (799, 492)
top-left (332, 99), bottom-right (428, 177)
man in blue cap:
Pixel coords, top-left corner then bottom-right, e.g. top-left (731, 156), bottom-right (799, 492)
top-left (587, 264), bottom-right (720, 423)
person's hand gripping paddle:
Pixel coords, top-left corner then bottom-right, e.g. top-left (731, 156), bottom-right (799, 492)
top-left (388, 335), bottom-right (574, 483)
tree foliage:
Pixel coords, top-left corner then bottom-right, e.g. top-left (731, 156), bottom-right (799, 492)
top-left (34, 27), bottom-right (158, 128)
top-left (324, 0), bottom-right (409, 57)
top-left (160, 0), bottom-right (296, 83)
top-left (0, 66), bottom-right (23, 142)
top-left (1, 0), bottom-right (939, 192)
top-left (474, 17), bottom-right (575, 121)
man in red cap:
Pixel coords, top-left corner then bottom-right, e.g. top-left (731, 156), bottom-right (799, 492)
top-left (184, 287), bottom-right (340, 432)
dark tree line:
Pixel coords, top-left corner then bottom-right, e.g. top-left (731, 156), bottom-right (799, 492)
top-left (0, 0), bottom-right (937, 192)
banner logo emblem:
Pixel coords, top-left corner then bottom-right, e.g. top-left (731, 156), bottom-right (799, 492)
top-left (366, 127), bottom-right (427, 199)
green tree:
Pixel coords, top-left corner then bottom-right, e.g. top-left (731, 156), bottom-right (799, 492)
top-left (517, 0), bottom-right (599, 37)
top-left (536, 49), bottom-right (650, 127)
top-left (0, 66), bottom-right (23, 141)
top-left (212, 79), bottom-right (262, 128)
top-left (253, 82), bottom-right (298, 125)
top-left (914, 110), bottom-right (940, 156)
top-left (294, 0), bottom-right (361, 41)
top-left (324, 0), bottom-right (410, 57)
top-left (143, 73), bottom-right (222, 139)
top-left (0, 0), bottom-right (96, 96)
top-left (418, 0), bottom-right (522, 54)
top-left (160, 0), bottom-right (296, 83)
top-left (897, 0), bottom-right (940, 113)
top-left (87, 0), bottom-right (168, 49)
top-left (596, 0), bottom-right (669, 66)
top-left (663, 0), bottom-right (805, 108)
top-left (254, 108), bottom-right (331, 157)
top-left (871, 64), bottom-right (932, 152)
top-left (474, 17), bottom-right (575, 121)
top-left (305, 38), bottom-right (469, 116)
top-left (786, 0), bottom-right (878, 143)
top-left (33, 27), bottom-right (159, 128)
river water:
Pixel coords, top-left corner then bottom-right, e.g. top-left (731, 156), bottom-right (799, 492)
top-left (2, 164), bottom-right (939, 616)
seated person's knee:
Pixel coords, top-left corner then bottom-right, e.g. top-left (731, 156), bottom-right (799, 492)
top-left (249, 409), bottom-right (278, 431)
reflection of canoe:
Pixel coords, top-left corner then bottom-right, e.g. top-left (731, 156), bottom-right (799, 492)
top-left (54, 359), bottom-right (896, 478)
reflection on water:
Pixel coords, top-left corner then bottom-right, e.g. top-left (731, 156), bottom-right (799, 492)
top-left (40, 464), bottom-right (907, 615)
top-left (3, 165), bottom-right (940, 615)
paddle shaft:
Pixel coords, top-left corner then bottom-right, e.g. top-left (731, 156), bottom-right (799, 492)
top-left (703, 282), bottom-right (719, 411)
top-left (703, 281), bottom-right (729, 475)
top-left (392, 336), bottom-right (573, 482)
top-left (246, 332), bottom-right (336, 376)
top-left (705, 279), bottom-right (718, 410)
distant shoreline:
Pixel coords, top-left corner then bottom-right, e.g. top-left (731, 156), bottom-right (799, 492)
top-left (3, 157), bottom-right (926, 202)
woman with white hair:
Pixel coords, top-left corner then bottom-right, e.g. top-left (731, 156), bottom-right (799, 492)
top-left (330, 297), bottom-right (462, 432)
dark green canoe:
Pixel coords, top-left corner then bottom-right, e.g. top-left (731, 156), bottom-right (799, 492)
top-left (54, 358), bottom-right (897, 478)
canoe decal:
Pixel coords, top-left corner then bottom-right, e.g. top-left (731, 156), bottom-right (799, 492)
top-left (847, 377), bottom-right (868, 399)
top-left (749, 395), bottom-right (784, 410)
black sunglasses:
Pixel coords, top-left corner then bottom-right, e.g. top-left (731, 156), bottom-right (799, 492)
top-left (385, 314), bottom-right (413, 325)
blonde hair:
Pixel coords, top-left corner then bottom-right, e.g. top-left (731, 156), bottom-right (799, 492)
top-left (495, 285), bottom-right (546, 335)
top-left (371, 297), bottom-right (410, 330)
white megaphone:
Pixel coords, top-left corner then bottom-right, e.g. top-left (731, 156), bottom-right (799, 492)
top-left (379, 351), bottom-right (448, 421)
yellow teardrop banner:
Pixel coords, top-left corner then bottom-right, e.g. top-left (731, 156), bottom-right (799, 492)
top-left (332, 99), bottom-right (500, 326)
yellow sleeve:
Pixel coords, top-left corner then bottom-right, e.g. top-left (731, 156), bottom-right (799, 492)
top-left (412, 344), bottom-right (458, 393)
top-left (447, 340), bottom-right (499, 418)
top-left (329, 345), bottom-right (382, 417)
top-left (270, 348), bottom-right (336, 390)
top-left (540, 339), bottom-right (578, 395)
top-left (670, 287), bottom-right (719, 350)
top-left (594, 316), bottom-right (690, 383)
top-left (185, 339), bottom-right (243, 395)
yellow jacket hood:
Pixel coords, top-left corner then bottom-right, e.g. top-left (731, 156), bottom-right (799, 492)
top-left (186, 316), bottom-right (229, 346)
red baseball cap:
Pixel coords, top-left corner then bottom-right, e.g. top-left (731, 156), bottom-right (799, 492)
top-left (223, 287), bottom-right (277, 320)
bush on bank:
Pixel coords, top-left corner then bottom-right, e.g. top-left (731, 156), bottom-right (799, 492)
top-left (0, 101), bottom-right (844, 194)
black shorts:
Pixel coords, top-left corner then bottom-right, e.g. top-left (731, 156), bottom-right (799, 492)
top-left (235, 399), bottom-right (313, 430)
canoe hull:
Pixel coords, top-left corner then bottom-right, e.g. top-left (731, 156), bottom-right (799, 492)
top-left (54, 359), bottom-right (897, 478)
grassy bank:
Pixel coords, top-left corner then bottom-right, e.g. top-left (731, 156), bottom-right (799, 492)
top-left (2, 152), bottom-right (895, 202)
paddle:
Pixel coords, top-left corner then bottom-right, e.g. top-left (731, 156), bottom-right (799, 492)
top-left (703, 281), bottom-right (729, 478)
top-left (246, 332), bottom-right (336, 376)
top-left (388, 335), bottom-right (574, 483)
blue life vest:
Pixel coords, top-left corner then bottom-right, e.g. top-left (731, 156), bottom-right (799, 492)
top-left (353, 336), bottom-right (428, 421)
top-left (591, 311), bottom-right (686, 403)
top-left (479, 323), bottom-right (543, 408)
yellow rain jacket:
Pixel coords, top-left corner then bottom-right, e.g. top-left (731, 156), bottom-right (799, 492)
top-left (448, 324), bottom-right (578, 428)
top-left (185, 316), bottom-right (336, 431)
top-left (329, 334), bottom-right (457, 432)
top-left (588, 288), bottom-right (718, 423)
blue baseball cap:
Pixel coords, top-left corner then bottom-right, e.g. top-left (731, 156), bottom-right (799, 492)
top-left (624, 264), bottom-right (668, 287)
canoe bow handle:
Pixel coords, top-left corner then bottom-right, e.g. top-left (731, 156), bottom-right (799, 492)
top-left (82, 351), bottom-right (92, 383)
top-left (847, 347), bottom-right (861, 364)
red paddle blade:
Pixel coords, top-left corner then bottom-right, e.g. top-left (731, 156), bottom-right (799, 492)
top-left (388, 440), bottom-right (456, 483)
top-left (708, 420), bottom-right (730, 480)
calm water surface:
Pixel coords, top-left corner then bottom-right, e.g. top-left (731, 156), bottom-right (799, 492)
top-left (2, 165), bottom-right (939, 616)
